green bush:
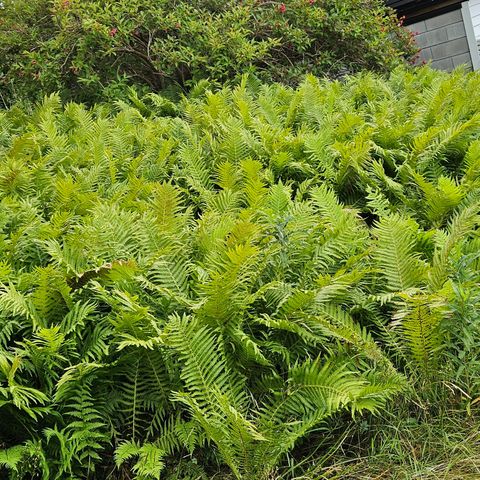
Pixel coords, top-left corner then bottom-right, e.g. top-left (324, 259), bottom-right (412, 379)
top-left (1, 66), bottom-right (480, 478)
top-left (0, 0), bottom-right (418, 105)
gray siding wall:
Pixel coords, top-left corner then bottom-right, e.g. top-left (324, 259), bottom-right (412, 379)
top-left (469, 0), bottom-right (480, 41)
top-left (407, 8), bottom-right (473, 71)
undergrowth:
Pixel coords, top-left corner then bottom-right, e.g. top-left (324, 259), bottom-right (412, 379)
top-left (0, 66), bottom-right (480, 478)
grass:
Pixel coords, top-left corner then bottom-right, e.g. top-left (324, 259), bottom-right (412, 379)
top-left (291, 409), bottom-right (480, 479)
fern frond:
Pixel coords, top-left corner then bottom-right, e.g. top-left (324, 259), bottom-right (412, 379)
top-left (115, 440), bottom-right (165, 480)
top-left (0, 445), bottom-right (25, 472)
top-left (373, 215), bottom-right (427, 292)
top-left (165, 315), bottom-right (245, 410)
top-left (393, 293), bottom-right (445, 378)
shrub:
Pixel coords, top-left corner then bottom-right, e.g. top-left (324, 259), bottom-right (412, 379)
top-left (1, 67), bottom-right (480, 478)
top-left (0, 0), bottom-right (418, 105)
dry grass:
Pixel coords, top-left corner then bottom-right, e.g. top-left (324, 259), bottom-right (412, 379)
top-left (281, 410), bottom-right (480, 480)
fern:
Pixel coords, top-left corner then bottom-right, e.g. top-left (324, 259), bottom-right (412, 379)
top-left (115, 440), bottom-right (165, 480)
top-left (373, 215), bottom-right (427, 292)
top-left (392, 293), bottom-right (445, 378)
top-left (1, 67), bottom-right (479, 478)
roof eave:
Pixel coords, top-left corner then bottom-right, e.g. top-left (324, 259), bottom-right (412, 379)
top-left (386, 0), bottom-right (464, 24)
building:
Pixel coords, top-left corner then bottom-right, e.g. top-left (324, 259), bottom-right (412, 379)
top-left (387, 0), bottom-right (480, 70)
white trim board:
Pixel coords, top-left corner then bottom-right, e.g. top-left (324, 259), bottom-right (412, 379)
top-left (462, 2), bottom-right (480, 69)
top-left (469, 0), bottom-right (480, 40)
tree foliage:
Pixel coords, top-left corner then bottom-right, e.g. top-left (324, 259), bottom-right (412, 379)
top-left (0, 0), bottom-right (418, 105)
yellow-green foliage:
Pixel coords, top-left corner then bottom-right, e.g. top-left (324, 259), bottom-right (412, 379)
top-left (0, 67), bottom-right (480, 479)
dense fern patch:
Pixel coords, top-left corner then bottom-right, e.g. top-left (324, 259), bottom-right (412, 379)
top-left (1, 67), bottom-right (480, 479)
